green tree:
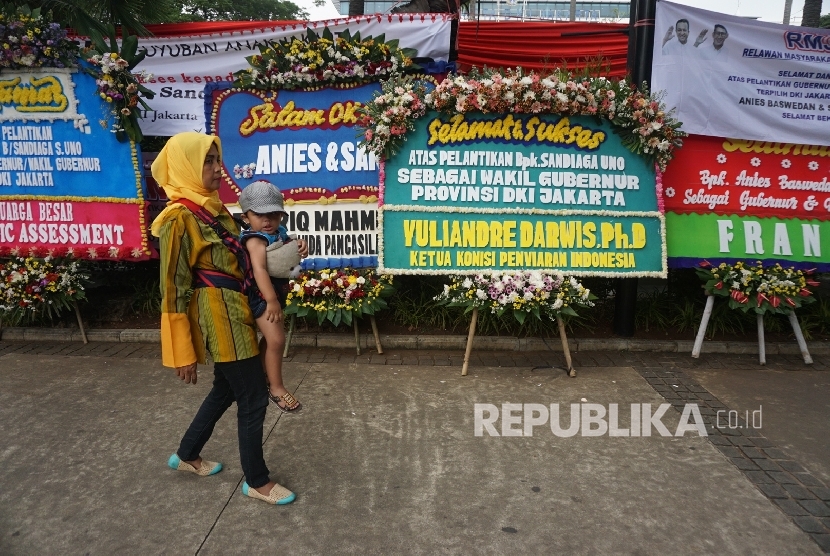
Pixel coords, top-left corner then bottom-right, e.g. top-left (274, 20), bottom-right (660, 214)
top-left (820, 13), bottom-right (830, 27)
top-left (2, 0), bottom-right (177, 36)
top-left (802, 0), bottom-right (824, 27)
top-left (175, 0), bottom-right (310, 21)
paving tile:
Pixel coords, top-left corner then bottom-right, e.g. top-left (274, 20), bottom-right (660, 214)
top-left (758, 483), bottom-right (789, 499)
top-left (794, 474), bottom-right (826, 488)
top-left (810, 487), bottom-right (830, 501)
top-left (755, 459), bottom-right (783, 472)
top-left (784, 484), bottom-right (818, 500)
top-left (707, 434), bottom-right (731, 446)
top-left (799, 499), bottom-right (830, 517)
top-left (792, 516), bottom-right (828, 534)
top-left (763, 448), bottom-right (789, 460)
top-left (716, 445), bottom-right (742, 458)
top-left (774, 498), bottom-right (811, 516)
top-left (744, 470), bottom-right (776, 484)
top-left (779, 460), bottom-right (809, 473)
top-left (768, 471), bottom-right (800, 485)
top-left (730, 457), bottom-right (760, 471)
top-left (750, 437), bottom-right (775, 448)
top-left (741, 446), bottom-right (766, 459)
top-left (808, 534), bottom-right (830, 552)
top-left (728, 436), bottom-right (755, 446)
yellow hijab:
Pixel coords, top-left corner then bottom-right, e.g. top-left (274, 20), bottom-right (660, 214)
top-left (150, 132), bottom-right (226, 237)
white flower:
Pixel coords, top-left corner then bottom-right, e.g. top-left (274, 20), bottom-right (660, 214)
top-left (751, 157), bottom-right (762, 167)
top-left (781, 158), bottom-right (791, 168)
top-left (808, 161), bottom-right (819, 171)
top-left (552, 298), bottom-right (563, 310)
top-left (476, 289), bottom-right (487, 300)
top-left (462, 277), bottom-right (473, 289)
top-left (665, 187), bottom-right (675, 198)
top-left (717, 153), bottom-right (727, 163)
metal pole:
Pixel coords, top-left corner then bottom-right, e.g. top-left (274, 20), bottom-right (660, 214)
top-left (570, 0), bottom-right (576, 21)
top-left (614, 0), bottom-right (656, 337)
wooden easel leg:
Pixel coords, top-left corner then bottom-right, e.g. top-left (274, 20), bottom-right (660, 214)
top-left (369, 314), bottom-right (383, 354)
top-left (353, 317), bottom-right (361, 356)
top-left (73, 301), bottom-right (88, 344)
top-left (283, 314), bottom-right (295, 358)
top-left (692, 295), bottom-right (715, 358)
top-left (461, 307), bottom-right (478, 376)
top-left (757, 313), bottom-right (766, 365)
top-left (788, 312), bottom-right (813, 365)
top-left (557, 317), bottom-right (576, 377)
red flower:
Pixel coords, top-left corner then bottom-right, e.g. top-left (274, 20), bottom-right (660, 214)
top-left (770, 295), bottom-right (780, 308)
top-left (799, 288), bottom-right (812, 297)
top-left (785, 297), bottom-right (797, 307)
top-left (756, 292), bottom-right (769, 307)
top-left (806, 280), bottom-right (820, 287)
top-left (730, 290), bottom-right (748, 304)
top-left (714, 281), bottom-right (724, 289)
top-left (699, 260), bottom-right (712, 268)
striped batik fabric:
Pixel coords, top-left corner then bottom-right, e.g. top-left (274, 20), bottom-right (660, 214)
top-left (158, 205), bottom-right (259, 366)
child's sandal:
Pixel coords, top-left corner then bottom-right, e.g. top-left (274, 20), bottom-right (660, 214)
top-left (269, 391), bottom-right (302, 413)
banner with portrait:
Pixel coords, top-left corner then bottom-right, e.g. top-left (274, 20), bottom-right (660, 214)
top-left (653, 1), bottom-right (830, 147)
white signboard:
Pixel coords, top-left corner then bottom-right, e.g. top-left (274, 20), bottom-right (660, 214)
top-left (133, 15), bottom-right (452, 136)
top-left (652, 0), bottom-right (830, 146)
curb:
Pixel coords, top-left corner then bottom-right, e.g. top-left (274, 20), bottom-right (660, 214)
top-left (2, 327), bottom-right (829, 355)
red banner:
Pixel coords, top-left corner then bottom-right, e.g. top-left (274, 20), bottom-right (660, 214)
top-left (662, 135), bottom-right (830, 221)
top-left (0, 200), bottom-right (152, 260)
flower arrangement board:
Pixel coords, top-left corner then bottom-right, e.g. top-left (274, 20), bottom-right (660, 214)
top-left (207, 81), bottom-right (382, 270)
top-left (663, 135), bottom-right (830, 270)
top-left (379, 107), bottom-right (668, 277)
top-left (0, 68), bottom-right (152, 260)
top-left (132, 15), bottom-right (453, 136)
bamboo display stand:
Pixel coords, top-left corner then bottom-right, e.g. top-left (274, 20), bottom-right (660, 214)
top-left (283, 313), bottom-right (383, 357)
top-left (73, 301), bottom-right (88, 344)
top-left (460, 307), bottom-right (577, 377)
top-left (691, 295), bottom-right (812, 365)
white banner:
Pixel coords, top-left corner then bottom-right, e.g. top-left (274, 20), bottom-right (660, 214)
top-left (652, 1), bottom-right (830, 146)
top-left (133, 15), bottom-right (452, 136)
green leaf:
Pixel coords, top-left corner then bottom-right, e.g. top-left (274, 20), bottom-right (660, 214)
top-left (513, 310), bottom-right (526, 325)
top-left (342, 309), bottom-right (353, 326)
top-left (121, 35), bottom-right (139, 64)
top-left (333, 308), bottom-right (342, 327)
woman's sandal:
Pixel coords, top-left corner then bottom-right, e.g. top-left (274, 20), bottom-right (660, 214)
top-left (269, 391), bottom-right (303, 413)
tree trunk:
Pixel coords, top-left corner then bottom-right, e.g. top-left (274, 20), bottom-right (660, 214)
top-left (348, 0), bottom-right (365, 16)
top-left (783, 0), bottom-right (794, 24)
top-left (802, 0), bottom-right (824, 27)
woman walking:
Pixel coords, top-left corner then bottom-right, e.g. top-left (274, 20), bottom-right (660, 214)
top-left (150, 131), bottom-right (298, 505)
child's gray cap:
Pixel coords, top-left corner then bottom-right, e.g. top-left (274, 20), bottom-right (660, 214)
top-left (239, 181), bottom-right (285, 214)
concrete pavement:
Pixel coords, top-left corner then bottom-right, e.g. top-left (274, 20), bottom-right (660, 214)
top-left (0, 339), bottom-right (828, 554)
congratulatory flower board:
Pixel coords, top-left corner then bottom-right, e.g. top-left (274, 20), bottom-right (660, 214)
top-left (377, 80), bottom-right (670, 277)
